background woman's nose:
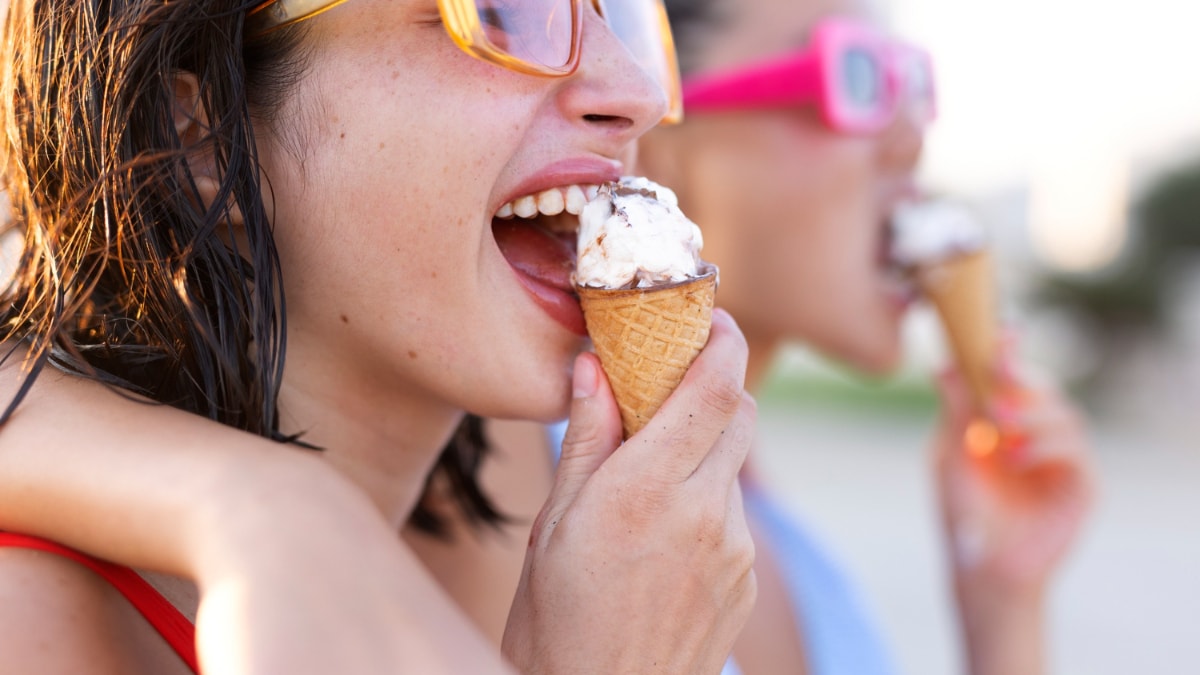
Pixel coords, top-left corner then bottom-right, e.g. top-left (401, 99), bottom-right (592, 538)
top-left (877, 105), bottom-right (926, 172)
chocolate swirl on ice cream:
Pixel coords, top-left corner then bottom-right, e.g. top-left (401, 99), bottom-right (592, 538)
top-left (575, 177), bottom-right (713, 290)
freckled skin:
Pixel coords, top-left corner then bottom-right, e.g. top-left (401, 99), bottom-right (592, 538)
top-left (253, 0), bottom-right (668, 453)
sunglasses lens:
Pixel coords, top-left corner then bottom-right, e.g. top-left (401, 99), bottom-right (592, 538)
top-left (603, 0), bottom-right (666, 83)
top-left (840, 47), bottom-right (886, 109)
top-left (900, 52), bottom-right (936, 120)
top-left (597, 0), bottom-right (682, 120)
top-left (475, 0), bottom-right (576, 70)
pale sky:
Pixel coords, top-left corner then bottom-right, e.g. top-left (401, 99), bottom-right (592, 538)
top-left (890, 0), bottom-right (1200, 269)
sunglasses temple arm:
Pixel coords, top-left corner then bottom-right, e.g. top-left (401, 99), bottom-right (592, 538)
top-left (681, 50), bottom-right (822, 112)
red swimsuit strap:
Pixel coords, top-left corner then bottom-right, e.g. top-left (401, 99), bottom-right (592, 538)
top-left (0, 532), bottom-right (198, 673)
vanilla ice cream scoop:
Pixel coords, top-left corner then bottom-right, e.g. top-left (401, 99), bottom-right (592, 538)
top-left (891, 199), bottom-right (988, 268)
top-left (575, 177), bottom-right (705, 289)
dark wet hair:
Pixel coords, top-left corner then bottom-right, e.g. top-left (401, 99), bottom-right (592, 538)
top-left (0, 0), bottom-right (501, 536)
top-left (663, 0), bottom-right (731, 76)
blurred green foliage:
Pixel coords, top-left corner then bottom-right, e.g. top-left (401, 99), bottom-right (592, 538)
top-left (758, 366), bottom-right (938, 418)
top-left (1034, 153), bottom-right (1200, 336)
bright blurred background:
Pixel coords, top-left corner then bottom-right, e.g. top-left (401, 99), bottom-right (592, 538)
top-left (755, 1), bottom-right (1200, 674)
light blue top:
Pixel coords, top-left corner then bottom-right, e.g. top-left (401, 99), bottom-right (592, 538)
top-left (738, 480), bottom-right (897, 675)
top-left (548, 421), bottom-right (896, 675)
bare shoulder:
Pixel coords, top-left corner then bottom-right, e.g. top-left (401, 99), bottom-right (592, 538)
top-left (0, 547), bottom-right (190, 674)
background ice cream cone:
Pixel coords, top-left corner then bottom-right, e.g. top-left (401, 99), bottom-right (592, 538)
top-left (577, 270), bottom-right (717, 438)
top-left (917, 250), bottom-right (998, 410)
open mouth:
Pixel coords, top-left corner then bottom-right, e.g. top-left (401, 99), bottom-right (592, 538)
top-left (877, 213), bottom-right (897, 269)
top-left (878, 212), bottom-right (920, 302)
top-left (492, 184), bottom-right (602, 335)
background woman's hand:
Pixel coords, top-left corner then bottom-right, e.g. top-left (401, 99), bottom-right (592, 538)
top-left (503, 309), bottom-right (758, 675)
top-left (932, 353), bottom-right (1095, 675)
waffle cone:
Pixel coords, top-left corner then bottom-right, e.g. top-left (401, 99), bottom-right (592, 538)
top-left (576, 269), bottom-right (717, 439)
top-left (917, 251), bottom-right (997, 410)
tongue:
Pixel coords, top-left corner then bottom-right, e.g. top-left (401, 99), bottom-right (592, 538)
top-left (493, 220), bottom-right (577, 290)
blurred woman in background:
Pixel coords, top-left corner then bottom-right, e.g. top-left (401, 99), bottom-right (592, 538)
top-left (630, 1), bottom-right (1094, 674)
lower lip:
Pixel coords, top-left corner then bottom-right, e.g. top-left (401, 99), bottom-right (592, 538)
top-left (512, 268), bottom-right (588, 337)
top-left (886, 288), bottom-right (915, 312)
top-left (879, 271), bottom-right (918, 311)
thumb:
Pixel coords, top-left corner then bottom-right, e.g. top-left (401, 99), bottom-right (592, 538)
top-left (544, 353), bottom-right (623, 516)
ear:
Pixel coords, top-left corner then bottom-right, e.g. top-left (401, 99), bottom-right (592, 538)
top-left (171, 72), bottom-right (244, 227)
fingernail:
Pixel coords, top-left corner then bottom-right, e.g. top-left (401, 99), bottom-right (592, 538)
top-left (573, 355), bottom-right (598, 398)
top-left (988, 391), bottom-right (1024, 426)
top-left (964, 418), bottom-right (1000, 457)
top-left (712, 307), bottom-right (732, 326)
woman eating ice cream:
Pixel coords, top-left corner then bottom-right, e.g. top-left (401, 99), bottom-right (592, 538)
top-left (0, 0), bottom-right (759, 672)
top-left (632, 1), bottom-right (1095, 674)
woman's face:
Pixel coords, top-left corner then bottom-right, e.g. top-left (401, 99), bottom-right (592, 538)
top-left (642, 0), bottom-right (924, 375)
top-left (257, 0), bottom-right (668, 423)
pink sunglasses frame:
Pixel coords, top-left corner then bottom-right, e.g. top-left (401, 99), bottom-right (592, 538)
top-left (681, 17), bottom-right (936, 134)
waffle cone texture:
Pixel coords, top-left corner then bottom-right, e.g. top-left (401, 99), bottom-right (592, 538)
top-left (576, 270), bottom-right (718, 439)
top-left (917, 250), bottom-right (997, 410)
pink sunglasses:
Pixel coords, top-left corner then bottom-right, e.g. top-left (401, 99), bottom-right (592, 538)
top-left (681, 17), bottom-right (936, 134)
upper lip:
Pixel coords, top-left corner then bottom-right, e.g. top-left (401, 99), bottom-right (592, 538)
top-left (496, 158), bottom-right (624, 215)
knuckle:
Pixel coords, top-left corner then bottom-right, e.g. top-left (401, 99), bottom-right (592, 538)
top-left (736, 568), bottom-right (758, 618)
top-left (560, 421), bottom-right (602, 456)
top-left (734, 531), bottom-right (756, 572)
top-left (696, 372), bottom-right (744, 418)
top-left (732, 396), bottom-right (758, 443)
top-left (725, 518), bottom-right (756, 576)
top-left (740, 391), bottom-right (758, 418)
top-left (692, 502), bottom-right (728, 547)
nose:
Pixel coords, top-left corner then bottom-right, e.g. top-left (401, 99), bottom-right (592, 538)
top-left (876, 101), bottom-right (926, 173)
top-left (556, 5), bottom-right (671, 145)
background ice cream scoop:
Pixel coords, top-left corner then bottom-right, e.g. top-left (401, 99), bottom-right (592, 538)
top-left (575, 177), bottom-right (705, 289)
top-left (891, 199), bottom-right (988, 268)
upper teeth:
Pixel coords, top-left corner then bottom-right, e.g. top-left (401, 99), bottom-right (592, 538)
top-left (496, 184), bottom-right (601, 220)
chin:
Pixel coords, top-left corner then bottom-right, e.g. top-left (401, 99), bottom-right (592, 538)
top-left (515, 390), bottom-right (572, 424)
top-left (852, 349), bottom-right (903, 377)
top-left (472, 370), bottom-right (573, 423)
top-left (819, 327), bottom-right (904, 377)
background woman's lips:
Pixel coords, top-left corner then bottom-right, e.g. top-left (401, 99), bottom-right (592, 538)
top-left (493, 220), bottom-right (586, 336)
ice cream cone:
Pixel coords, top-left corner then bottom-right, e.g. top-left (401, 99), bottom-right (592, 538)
top-left (577, 269), bottom-right (717, 439)
top-left (917, 250), bottom-right (997, 410)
